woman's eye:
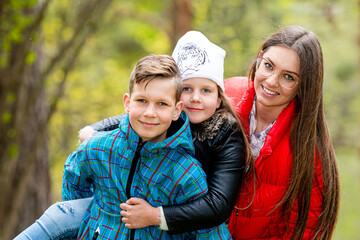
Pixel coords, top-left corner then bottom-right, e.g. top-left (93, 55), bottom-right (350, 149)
top-left (264, 62), bottom-right (273, 70)
top-left (284, 74), bottom-right (295, 81)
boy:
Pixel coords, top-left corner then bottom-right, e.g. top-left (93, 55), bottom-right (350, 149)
top-left (61, 54), bottom-right (231, 239)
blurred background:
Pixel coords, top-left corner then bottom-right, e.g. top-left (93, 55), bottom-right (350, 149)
top-left (0, 0), bottom-right (359, 239)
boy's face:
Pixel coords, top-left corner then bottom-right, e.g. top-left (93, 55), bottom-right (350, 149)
top-left (181, 77), bottom-right (221, 124)
top-left (124, 78), bottom-right (183, 143)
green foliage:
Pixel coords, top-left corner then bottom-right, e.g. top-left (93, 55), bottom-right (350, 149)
top-left (25, 51), bottom-right (36, 64)
top-left (0, 0), bottom-right (37, 66)
top-left (333, 148), bottom-right (360, 240)
top-left (8, 144), bottom-right (19, 158)
top-left (2, 110), bottom-right (12, 124)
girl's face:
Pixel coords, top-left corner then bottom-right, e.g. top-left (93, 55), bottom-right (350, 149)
top-left (181, 77), bottom-right (221, 124)
top-left (254, 46), bottom-right (300, 112)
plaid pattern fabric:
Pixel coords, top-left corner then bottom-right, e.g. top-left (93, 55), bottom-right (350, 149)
top-left (62, 112), bottom-right (231, 239)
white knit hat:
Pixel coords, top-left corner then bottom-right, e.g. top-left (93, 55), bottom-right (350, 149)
top-left (172, 31), bottom-right (226, 91)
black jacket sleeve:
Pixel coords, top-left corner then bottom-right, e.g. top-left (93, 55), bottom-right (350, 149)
top-left (163, 123), bottom-right (246, 234)
top-left (89, 114), bottom-right (124, 131)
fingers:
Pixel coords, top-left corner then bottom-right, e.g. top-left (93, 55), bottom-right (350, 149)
top-left (124, 223), bottom-right (135, 229)
top-left (122, 216), bottom-right (137, 229)
top-left (120, 202), bottom-right (130, 210)
top-left (78, 126), bottom-right (96, 143)
top-left (126, 197), bottom-right (144, 205)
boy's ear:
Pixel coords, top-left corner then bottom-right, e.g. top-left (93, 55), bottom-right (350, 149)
top-left (123, 93), bottom-right (131, 114)
top-left (172, 101), bottom-right (184, 121)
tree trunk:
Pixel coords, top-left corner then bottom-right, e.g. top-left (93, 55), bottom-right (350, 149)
top-left (171, 0), bottom-right (192, 46)
top-left (0, 1), bottom-right (112, 238)
top-left (0, 21), bottom-right (51, 240)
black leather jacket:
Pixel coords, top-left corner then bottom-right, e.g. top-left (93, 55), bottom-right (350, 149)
top-left (89, 113), bottom-right (246, 234)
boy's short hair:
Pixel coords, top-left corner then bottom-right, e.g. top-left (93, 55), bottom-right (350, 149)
top-left (129, 54), bottom-right (182, 102)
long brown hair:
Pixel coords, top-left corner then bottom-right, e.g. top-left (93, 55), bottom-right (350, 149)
top-left (217, 87), bottom-right (253, 175)
top-left (248, 25), bottom-right (339, 239)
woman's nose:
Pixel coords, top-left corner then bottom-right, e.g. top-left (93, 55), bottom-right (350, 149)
top-left (266, 72), bottom-right (280, 87)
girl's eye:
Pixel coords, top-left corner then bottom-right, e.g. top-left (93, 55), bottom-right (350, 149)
top-left (183, 87), bottom-right (191, 92)
top-left (202, 89), bottom-right (211, 93)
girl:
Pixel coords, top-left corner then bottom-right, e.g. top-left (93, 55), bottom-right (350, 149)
top-left (15, 31), bottom-right (251, 239)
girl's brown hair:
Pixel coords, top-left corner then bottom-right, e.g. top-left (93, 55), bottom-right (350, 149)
top-left (248, 25), bottom-right (339, 239)
top-left (217, 87), bottom-right (253, 179)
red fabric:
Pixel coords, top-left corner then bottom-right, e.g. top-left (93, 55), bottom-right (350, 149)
top-left (224, 77), bottom-right (324, 240)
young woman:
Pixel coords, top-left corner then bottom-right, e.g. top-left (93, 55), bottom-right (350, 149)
top-left (225, 25), bottom-right (339, 239)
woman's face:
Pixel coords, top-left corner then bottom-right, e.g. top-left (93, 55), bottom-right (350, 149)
top-left (254, 46), bottom-right (300, 112)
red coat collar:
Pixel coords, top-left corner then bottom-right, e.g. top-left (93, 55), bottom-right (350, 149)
top-left (234, 80), bottom-right (297, 161)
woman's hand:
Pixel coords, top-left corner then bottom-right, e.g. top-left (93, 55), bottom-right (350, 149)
top-left (78, 126), bottom-right (96, 143)
top-left (120, 198), bottom-right (160, 229)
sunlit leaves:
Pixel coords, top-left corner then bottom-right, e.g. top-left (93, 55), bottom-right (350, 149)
top-left (25, 51), bottom-right (36, 64)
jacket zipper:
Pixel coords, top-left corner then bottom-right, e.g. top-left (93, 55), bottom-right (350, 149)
top-left (126, 139), bottom-right (144, 240)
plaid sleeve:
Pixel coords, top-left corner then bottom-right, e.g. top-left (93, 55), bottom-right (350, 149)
top-left (172, 158), bottom-right (208, 204)
top-left (61, 142), bottom-right (94, 201)
top-left (172, 157), bottom-right (233, 239)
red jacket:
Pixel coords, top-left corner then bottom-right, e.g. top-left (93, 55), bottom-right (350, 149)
top-left (225, 77), bottom-right (324, 240)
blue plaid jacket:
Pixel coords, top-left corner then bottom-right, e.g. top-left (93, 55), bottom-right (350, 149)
top-left (62, 112), bottom-right (231, 239)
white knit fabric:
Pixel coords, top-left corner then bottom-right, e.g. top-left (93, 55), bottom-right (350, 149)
top-left (172, 31), bottom-right (226, 91)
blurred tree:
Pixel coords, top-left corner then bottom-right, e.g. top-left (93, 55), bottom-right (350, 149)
top-left (0, 0), bottom-right (111, 238)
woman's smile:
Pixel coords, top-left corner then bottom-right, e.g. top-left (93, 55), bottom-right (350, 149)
top-left (261, 85), bottom-right (279, 96)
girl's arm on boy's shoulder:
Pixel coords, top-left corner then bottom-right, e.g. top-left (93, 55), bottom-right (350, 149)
top-left (163, 123), bottom-right (247, 234)
top-left (90, 114), bottom-right (124, 131)
top-left (79, 114), bottom-right (124, 143)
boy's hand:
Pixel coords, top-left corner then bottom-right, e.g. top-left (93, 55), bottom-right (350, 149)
top-left (78, 126), bottom-right (96, 143)
top-left (120, 198), bottom-right (160, 229)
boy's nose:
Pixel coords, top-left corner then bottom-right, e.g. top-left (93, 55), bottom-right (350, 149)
top-left (144, 104), bottom-right (157, 117)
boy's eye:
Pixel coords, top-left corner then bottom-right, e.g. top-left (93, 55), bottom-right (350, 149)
top-left (159, 102), bottom-right (168, 106)
top-left (137, 99), bottom-right (146, 103)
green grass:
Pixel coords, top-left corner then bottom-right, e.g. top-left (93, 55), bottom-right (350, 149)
top-left (333, 148), bottom-right (360, 239)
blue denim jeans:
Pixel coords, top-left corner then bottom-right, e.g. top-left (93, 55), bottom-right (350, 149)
top-left (14, 198), bottom-right (92, 240)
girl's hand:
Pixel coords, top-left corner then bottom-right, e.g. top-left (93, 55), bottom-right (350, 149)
top-left (78, 126), bottom-right (96, 143)
top-left (120, 198), bottom-right (160, 229)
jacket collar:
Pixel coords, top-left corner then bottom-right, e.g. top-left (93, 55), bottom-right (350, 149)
top-left (239, 81), bottom-right (296, 161)
top-left (120, 112), bottom-right (195, 157)
top-left (191, 111), bottom-right (235, 142)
